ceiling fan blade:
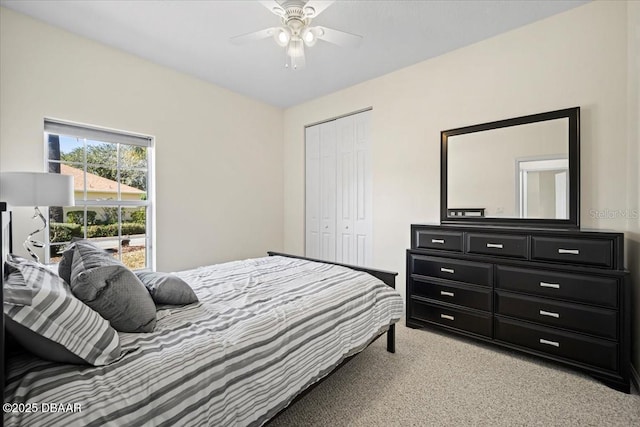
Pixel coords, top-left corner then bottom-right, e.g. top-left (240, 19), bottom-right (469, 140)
top-left (258, 0), bottom-right (286, 17)
top-left (314, 26), bottom-right (362, 48)
top-left (303, 1), bottom-right (335, 18)
top-left (230, 27), bottom-right (279, 45)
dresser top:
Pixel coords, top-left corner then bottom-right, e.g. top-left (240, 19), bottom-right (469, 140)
top-left (411, 223), bottom-right (624, 238)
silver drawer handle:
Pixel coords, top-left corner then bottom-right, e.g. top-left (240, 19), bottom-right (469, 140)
top-left (540, 282), bottom-right (560, 289)
top-left (431, 239), bottom-right (445, 244)
top-left (440, 267), bottom-right (455, 274)
top-left (440, 314), bottom-right (455, 321)
top-left (486, 243), bottom-right (503, 249)
top-left (558, 248), bottom-right (580, 255)
top-left (539, 310), bottom-right (560, 318)
top-left (440, 291), bottom-right (455, 297)
top-left (539, 338), bottom-right (560, 347)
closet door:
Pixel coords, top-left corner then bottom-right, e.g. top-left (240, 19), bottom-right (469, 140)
top-left (336, 111), bottom-right (372, 265)
top-left (305, 110), bottom-right (370, 266)
top-left (319, 121), bottom-right (337, 261)
top-left (305, 125), bottom-right (321, 258)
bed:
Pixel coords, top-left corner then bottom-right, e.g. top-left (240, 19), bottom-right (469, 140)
top-left (1, 204), bottom-right (403, 426)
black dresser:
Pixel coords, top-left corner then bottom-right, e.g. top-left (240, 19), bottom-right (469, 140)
top-left (406, 224), bottom-right (630, 393)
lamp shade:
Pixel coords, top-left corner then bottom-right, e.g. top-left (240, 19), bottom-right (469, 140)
top-left (0, 172), bottom-right (74, 207)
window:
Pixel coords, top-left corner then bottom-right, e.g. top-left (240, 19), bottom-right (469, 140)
top-left (45, 119), bottom-right (154, 270)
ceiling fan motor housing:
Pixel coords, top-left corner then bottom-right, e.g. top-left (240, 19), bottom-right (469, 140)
top-left (280, 2), bottom-right (312, 36)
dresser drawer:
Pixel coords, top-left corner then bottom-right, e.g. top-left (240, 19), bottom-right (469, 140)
top-left (411, 300), bottom-right (492, 338)
top-left (409, 254), bottom-right (492, 287)
top-left (495, 265), bottom-right (618, 308)
top-left (531, 236), bottom-right (613, 268)
top-left (494, 316), bottom-right (618, 371)
top-left (495, 291), bottom-right (617, 339)
top-left (466, 233), bottom-right (528, 259)
top-left (414, 229), bottom-right (463, 252)
top-left (411, 277), bottom-right (492, 311)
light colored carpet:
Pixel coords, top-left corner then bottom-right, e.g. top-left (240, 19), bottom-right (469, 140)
top-left (269, 322), bottom-right (640, 426)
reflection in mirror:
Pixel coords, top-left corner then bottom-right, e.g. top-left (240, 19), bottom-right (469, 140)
top-left (441, 107), bottom-right (579, 228)
top-left (447, 118), bottom-right (569, 219)
top-left (518, 157), bottom-right (568, 219)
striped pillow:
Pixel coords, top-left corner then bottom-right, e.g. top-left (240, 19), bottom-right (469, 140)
top-left (3, 254), bottom-right (122, 366)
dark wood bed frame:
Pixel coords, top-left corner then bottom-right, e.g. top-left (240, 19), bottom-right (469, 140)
top-left (0, 205), bottom-right (398, 426)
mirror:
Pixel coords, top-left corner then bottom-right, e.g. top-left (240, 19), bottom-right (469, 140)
top-left (441, 107), bottom-right (580, 228)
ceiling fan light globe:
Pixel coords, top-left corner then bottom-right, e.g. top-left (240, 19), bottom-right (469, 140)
top-left (274, 28), bottom-right (290, 47)
top-left (302, 28), bottom-right (316, 46)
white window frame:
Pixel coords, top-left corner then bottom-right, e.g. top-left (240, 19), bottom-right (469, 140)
top-left (44, 118), bottom-right (156, 270)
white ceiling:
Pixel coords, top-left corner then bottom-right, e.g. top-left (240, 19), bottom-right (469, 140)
top-left (1, 0), bottom-right (589, 108)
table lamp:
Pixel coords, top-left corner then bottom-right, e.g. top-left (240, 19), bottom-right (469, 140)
top-left (0, 172), bottom-right (75, 262)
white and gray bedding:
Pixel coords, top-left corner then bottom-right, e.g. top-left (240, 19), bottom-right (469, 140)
top-left (4, 255), bottom-right (403, 427)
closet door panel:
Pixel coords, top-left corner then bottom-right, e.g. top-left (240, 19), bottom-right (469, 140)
top-left (336, 115), bottom-right (355, 264)
top-left (354, 110), bottom-right (373, 266)
top-left (305, 126), bottom-right (321, 259)
top-left (319, 121), bottom-right (337, 262)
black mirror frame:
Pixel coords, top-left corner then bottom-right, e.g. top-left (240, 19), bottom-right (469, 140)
top-left (441, 107), bottom-right (580, 229)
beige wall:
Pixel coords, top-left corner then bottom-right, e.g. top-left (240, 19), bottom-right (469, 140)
top-left (283, 1), bottom-right (635, 367)
top-left (0, 7), bottom-right (284, 271)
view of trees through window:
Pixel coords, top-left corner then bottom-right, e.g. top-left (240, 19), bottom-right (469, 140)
top-left (46, 124), bottom-right (152, 270)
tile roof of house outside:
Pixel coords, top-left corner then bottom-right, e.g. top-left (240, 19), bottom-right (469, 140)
top-left (60, 164), bottom-right (145, 195)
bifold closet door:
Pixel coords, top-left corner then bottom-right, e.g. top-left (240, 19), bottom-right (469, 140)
top-left (305, 110), bottom-right (372, 266)
top-left (305, 120), bottom-right (337, 261)
top-left (335, 111), bottom-right (373, 266)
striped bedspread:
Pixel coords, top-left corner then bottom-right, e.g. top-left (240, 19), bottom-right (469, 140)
top-left (4, 256), bottom-right (403, 427)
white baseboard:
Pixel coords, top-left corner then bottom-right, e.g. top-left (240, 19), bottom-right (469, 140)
top-left (632, 364), bottom-right (640, 393)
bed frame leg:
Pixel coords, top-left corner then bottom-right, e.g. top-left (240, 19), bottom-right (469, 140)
top-left (386, 324), bottom-right (395, 353)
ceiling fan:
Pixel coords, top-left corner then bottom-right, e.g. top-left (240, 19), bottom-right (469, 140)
top-left (230, 0), bottom-right (362, 70)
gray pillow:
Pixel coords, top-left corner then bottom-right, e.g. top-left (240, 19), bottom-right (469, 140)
top-left (69, 239), bottom-right (156, 333)
top-left (135, 271), bottom-right (199, 305)
top-left (3, 254), bottom-right (122, 365)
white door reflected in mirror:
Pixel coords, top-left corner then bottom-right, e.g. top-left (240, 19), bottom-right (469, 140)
top-left (518, 158), bottom-right (569, 219)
